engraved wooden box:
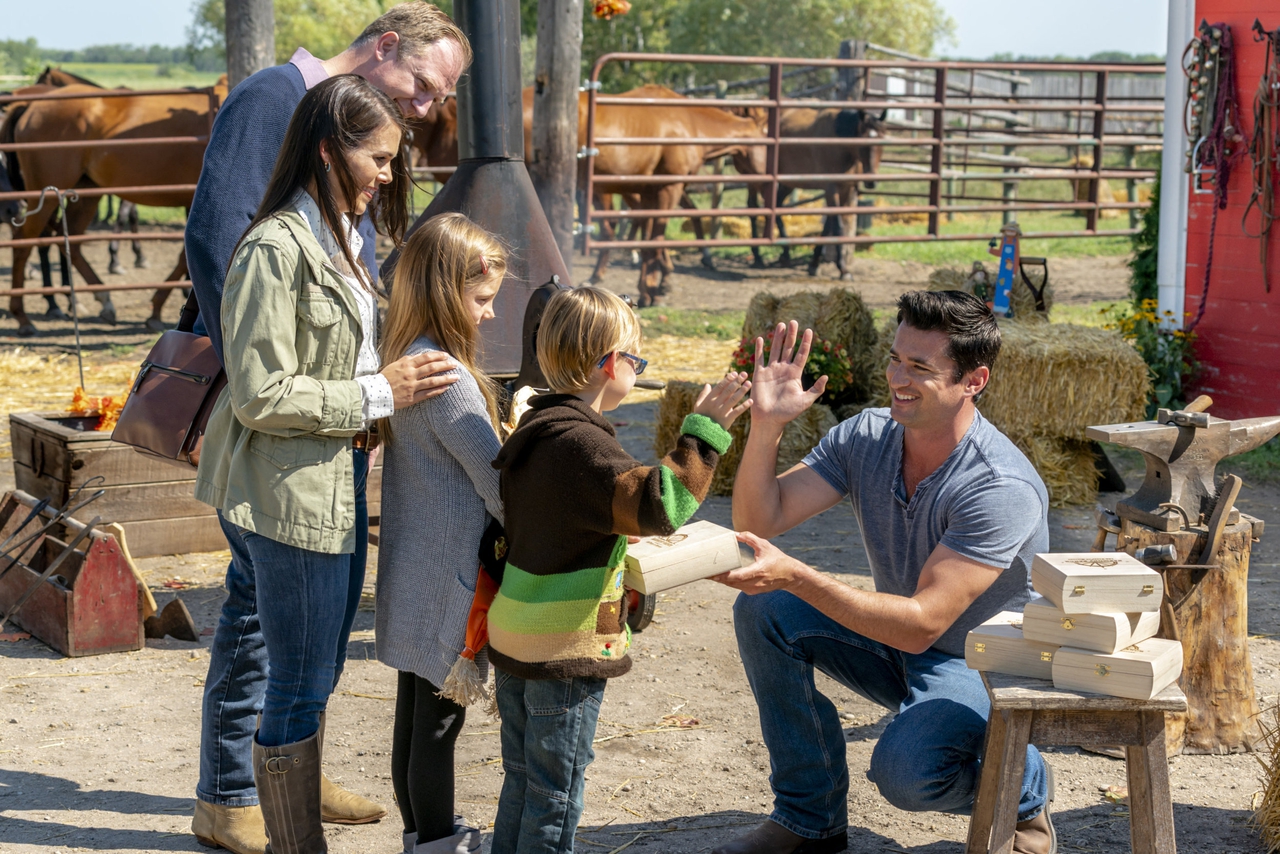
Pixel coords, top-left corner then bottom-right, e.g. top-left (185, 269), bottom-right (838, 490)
top-left (1030, 552), bottom-right (1162, 614)
top-left (1051, 637), bottom-right (1184, 700)
top-left (1021, 598), bottom-right (1161, 654)
top-left (964, 611), bottom-right (1059, 680)
top-left (623, 520), bottom-right (744, 594)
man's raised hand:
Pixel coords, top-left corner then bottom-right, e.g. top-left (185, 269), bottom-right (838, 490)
top-left (692, 371), bottom-right (752, 430)
top-left (748, 320), bottom-right (827, 429)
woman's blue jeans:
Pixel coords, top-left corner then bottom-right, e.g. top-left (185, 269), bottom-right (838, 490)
top-left (491, 669), bottom-right (607, 854)
top-left (733, 589), bottom-right (1048, 840)
top-left (196, 448), bottom-right (368, 803)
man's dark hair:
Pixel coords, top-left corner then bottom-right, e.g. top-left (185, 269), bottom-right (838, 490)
top-left (895, 290), bottom-right (1001, 396)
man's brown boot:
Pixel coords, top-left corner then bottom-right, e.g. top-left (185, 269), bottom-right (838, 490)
top-left (253, 730), bottom-right (327, 854)
top-left (192, 801), bottom-right (268, 854)
top-left (1014, 762), bottom-right (1057, 854)
top-left (316, 713), bottom-right (386, 825)
top-left (711, 820), bottom-right (847, 854)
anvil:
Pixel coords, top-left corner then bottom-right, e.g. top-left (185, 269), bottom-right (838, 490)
top-left (1086, 406), bottom-right (1280, 532)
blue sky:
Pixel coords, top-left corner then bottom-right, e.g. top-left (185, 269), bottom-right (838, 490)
top-left (10, 0), bottom-right (1169, 58)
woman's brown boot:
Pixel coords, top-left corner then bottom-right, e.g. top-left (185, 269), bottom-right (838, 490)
top-left (252, 730), bottom-right (326, 854)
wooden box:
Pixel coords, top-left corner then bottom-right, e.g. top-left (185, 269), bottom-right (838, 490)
top-left (0, 492), bottom-right (142, 656)
top-left (1021, 598), bottom-right (1161, 654)
top-left (964, 611), bottom-right (1059, 680)
top-left (1030, 552), bottom-right (1162, 614)
top-left (1052, 637), bottom-right (1184, 700)
top-left (10, 412), bottom-right (384, 558)
top-left (623, 520), bottom-right (744, 594)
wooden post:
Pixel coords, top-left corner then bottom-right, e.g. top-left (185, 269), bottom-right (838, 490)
top-left (226, 0), bottom-right (275, 90)
top-left (836, 39), bottom-right (867, 101)
top-left (529, 0), bottom-right (584, 270)
top-left (1120, 518), bottom-right (1262, 754)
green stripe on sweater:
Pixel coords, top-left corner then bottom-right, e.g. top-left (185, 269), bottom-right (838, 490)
top-left (680, 413), bottom-right (733, 454)
top-left (489, 594), bottom-right (616, 636)
top-left (660, 466), bottom-right (700, 529)
top-left (497, 550), bottom-right (626, 604)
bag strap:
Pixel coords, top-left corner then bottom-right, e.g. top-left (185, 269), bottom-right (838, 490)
top-left (177, 289), bottom-right (201, 334)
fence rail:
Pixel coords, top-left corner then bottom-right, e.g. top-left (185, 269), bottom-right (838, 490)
top-left (582, 51), bottom-right (1164, 254)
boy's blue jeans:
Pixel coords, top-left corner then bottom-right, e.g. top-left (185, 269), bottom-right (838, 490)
top-left (196, 448), bottom-right (368, 804)
top-left (733, 590), bottom-right (1048, 840)
top-left (491, 669), bottom-right (607, 854)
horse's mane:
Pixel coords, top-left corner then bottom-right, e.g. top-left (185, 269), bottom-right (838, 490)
top-left (36, 66), bottom-right (103, 88)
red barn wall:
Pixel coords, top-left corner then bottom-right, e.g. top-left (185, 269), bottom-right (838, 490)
top-left (1186, 0), bottom-right (1280, 417)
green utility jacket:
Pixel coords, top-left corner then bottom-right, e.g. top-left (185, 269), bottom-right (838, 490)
top-left (195, 211), bottom-right (367, 554)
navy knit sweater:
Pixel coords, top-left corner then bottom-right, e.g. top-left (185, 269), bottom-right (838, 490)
top-left (185, 63), bottom-right (378, 363)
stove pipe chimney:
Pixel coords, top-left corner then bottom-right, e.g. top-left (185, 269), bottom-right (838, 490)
top-left (383, 0), bottom-right (571, 386)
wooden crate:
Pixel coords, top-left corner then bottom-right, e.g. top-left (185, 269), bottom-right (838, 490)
top-left (9, 412), bottom-right (384, 557)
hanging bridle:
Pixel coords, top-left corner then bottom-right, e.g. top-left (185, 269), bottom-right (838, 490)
top-left (1244, 18), bottom-right (1280, 294)
top-left (1184, 21), bottom-right (1244, 331)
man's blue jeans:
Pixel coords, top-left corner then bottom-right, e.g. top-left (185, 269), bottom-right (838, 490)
top-left (733, 590), bottom-right (1048, 841)
top-left (196, 448), bottom-right (368, 804)
top-left (491, 670), bottom-right (607, 854)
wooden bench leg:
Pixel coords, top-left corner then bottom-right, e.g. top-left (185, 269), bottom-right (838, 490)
top-left (990, 710), bottom-right (1033, 854)
top-left (1126, 710), bottom-right (1177, 854)
top-left (967, 707), bottom-right (1009, 853)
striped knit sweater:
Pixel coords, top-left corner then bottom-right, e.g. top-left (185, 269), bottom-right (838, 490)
top-left (487, 394), bottom-right (732, 680)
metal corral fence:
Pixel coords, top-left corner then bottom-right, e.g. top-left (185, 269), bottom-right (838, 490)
top-left (581, 48), bottom-right (1165, 255)
top-left (0, 83), bottom-right (452, 300)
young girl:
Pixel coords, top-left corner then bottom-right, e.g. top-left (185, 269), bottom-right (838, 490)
top-left (374, 212), bottom-right (507, 854)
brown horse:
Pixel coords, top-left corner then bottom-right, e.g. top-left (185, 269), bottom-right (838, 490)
top-left (1, 77), bottom-right (227, 336)
top-left (412, 87), bottom-right (766, 304)
top-left (747, 107), bottom-right (885, 280)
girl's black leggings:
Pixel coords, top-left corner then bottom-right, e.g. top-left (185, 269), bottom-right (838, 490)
top-left (391, 670), bottom-right (466, 844)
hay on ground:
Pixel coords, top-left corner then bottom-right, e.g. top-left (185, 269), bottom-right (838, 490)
top-left (979, 322), bottom-right (1149, 441)
top-left (1250, 703), bottom-right (1280, 851)
top-left (741, 289), bottom-right (879, 404)
top-left (657, 381), bottom-right (835, 496)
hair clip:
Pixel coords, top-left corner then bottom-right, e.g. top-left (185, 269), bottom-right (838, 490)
top-left (479, 255), bottom-right (489, 275)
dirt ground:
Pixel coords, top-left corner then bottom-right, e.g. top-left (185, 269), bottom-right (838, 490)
top-left (3, 237), bottom-right (1280, 854)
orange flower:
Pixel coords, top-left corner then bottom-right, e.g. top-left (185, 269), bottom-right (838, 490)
top-left (593, 0), bottom-right (631, 19)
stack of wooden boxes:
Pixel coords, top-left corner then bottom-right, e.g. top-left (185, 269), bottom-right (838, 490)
top-left (966, 552), bottom-right (1183, 700)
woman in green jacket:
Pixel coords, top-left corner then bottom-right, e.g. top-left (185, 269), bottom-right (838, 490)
top-left (195, 74), bottom-right (453, 853)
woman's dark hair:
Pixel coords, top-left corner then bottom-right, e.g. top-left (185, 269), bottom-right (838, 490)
top-left (238, 74), bottom-right (411, 288)
top-left (896, 290), bottom-right (1001, 393)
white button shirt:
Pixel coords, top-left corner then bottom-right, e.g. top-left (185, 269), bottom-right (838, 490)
top-left (291, 190), bottom-right (395, 426)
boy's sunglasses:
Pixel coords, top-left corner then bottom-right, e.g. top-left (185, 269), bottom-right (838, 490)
top-left (597, 351), bottom-right (648, 375)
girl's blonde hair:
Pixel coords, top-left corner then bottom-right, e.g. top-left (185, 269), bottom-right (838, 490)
top-left (537, 286), bottom-right (642, 393)
top-left (379, 212), bottom-right (507, 440)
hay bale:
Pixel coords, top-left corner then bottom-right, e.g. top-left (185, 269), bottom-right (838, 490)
top-left (657, 381), bottom-right (835, 496)
top-left (978, 323), bottom-right (1148, 442)
top-left (740, 289), bottom-right (879, 404)
top-left (1008, 433), bottom-right (1099, 508)
top-left (927, 267), bottom-right (970, 292)
top-left (1250, 704), bottom-right (1280, 850)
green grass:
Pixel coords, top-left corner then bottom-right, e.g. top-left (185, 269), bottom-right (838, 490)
top-left (637, 307), bottom-right (745, 341)
top-left (33, 62), bottom-right (223, 91)
top-left (1234, 438), bottom-right (1280, 485)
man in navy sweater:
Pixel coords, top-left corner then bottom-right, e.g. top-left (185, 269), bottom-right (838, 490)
top-left (186, 6), bottom-right (469, 853)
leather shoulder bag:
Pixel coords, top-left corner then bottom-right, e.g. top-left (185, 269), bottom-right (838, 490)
top-left (111, 291), bottom-right (227, 468)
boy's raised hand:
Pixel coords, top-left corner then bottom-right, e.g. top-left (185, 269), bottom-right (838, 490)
top-left (749, 321), bottom-right (827, 430)
top-left (692, 371), bottom-right (752, 430)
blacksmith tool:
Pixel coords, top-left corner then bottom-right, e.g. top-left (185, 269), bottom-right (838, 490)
top-left (0, 479), bottom-right (105, 584)
top-left (1086, 396), bottom-right (1280, 532)
top-left (0, 516), bottom-right (100, 634)
top-left (1019, 256), bottom-right (1049, 313)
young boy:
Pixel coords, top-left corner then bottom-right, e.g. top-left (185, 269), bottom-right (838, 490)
top-left (487, 287), bottom-right (751, 853)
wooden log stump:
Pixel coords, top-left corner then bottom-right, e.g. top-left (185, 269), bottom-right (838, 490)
top-left (1119, 518), bottom-right (1260, 754)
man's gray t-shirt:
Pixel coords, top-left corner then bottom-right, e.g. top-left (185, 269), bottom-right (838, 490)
top-left (802, 407), bottom-right (1049, 657)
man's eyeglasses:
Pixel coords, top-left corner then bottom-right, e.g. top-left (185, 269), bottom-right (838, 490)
top-left (597, 351), bottom-right (648, 376)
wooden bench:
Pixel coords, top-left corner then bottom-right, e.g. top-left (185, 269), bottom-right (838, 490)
top-left (966, 672), bottom-right (1188, 854)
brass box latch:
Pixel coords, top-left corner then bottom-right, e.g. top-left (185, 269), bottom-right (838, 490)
top-left (1073, 585), bottom-right (1086, 595)
top-left (1061, 618), bottom-right (1075, 630)
top-left (1096, 664), bottom-right (1111, 676)
top-left (1040, 651), bottom-right (1053, 661)
top-left (1142, 584), bottom-right (1155, 594)
top-left (973, 643), bottom-right (986, 653)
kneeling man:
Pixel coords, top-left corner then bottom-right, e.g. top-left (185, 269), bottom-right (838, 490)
top-left (714, 291), bottom-right (1054, 854)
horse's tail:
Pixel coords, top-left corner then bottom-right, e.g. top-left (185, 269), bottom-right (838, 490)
top-left (0, 104), bottom-right (27, 192)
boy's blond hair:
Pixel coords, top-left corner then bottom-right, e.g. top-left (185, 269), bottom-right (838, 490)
top-left (352, 2), bottom-right (472, 66)
top-left (537, 287), bottom-right (642, 393)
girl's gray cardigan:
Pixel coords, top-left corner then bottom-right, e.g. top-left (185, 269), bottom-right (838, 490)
top-left (374, 336), bottom-right (503, 688)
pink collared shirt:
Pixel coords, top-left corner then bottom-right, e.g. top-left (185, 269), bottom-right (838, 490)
top-left (288, 47), bottom-right (329, 90)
